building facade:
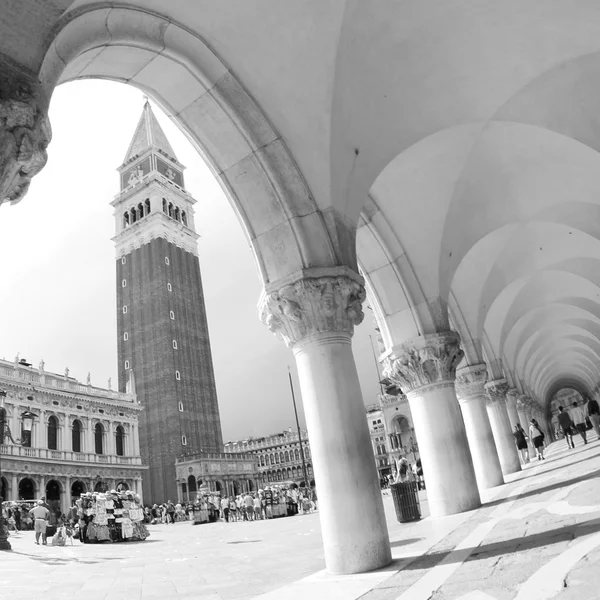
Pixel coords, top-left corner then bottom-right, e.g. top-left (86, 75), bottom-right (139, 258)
top-left (175, 452), bottom-right (258, 501)
top-left (366, 405), bottom-right (391, 478)
top-left (0, 357), bottom-right (144, 518)
top-left (113, 102), bottom-right (223, 503)
top-left (224, 429), bottom-right (314, 486)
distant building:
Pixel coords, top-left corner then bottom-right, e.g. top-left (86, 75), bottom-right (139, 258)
top-left (366, 404), bottom-right (391, 477)
top-left (0, 356), bottom-right (145, 519)
top-left (224, 429), bottom-right (314, 486)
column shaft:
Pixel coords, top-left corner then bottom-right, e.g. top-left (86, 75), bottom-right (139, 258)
top-left (485, 381), bottom-right (520, 475)
top-left (456, 365), bottom-right (503, 489)
top-left (294, 333), bottom-right (391, 573)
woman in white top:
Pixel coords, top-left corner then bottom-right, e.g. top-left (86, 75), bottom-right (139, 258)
top-left (529, 419), bottom-right (545, 461)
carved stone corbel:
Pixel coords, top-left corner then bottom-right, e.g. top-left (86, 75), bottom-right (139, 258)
top-left (0, 62), bottom-right (51, 205)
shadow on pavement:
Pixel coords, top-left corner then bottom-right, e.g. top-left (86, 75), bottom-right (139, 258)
top-left (390, 537), bottom-right (425, 548)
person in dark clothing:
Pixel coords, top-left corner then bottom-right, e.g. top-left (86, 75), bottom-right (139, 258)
top-left (513, 423), bottom-right (529, 464)
top-left (587, 397), bottom-right (600, 440)
top-left (557, 406), bottom-right (574, 449)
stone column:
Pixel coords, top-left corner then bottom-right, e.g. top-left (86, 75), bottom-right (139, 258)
top-left (38, 409), bottom-right (46, 448)
top-left (64, 476), bottom-right (72, 513)
top-left (260, 273), bottom-right (391, 574)
top-left (505, 389), bottom-right (520, 431)
top-left (455, 364), bottom-right (504, 489)
top-left (485, 380), bottom-right (521, 475)
top-left (11, 473), bottom-right (18, 501)
top-left (0, 67), bottom-right (52, 206)
top-left (384, 331), bottom-right (481, 516)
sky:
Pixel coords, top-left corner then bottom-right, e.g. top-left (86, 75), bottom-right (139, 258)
top-left (0, 80), bottom-right (383, 441)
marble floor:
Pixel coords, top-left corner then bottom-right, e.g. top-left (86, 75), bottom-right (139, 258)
top-left (2, 438), bottom-right (600, 600)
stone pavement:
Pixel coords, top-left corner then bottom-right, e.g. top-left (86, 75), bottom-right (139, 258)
top-left (2, 439), bottom-right (600, 600)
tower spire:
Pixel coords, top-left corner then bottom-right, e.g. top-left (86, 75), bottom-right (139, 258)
top-left (122, 100), bottom-right (177, 164)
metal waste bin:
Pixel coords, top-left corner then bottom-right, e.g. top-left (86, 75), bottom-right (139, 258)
top-left (390, 481), bottom-right (421, 523)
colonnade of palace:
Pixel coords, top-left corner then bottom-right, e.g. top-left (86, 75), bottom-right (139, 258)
top-left (260, 280), bottom-right (552, 574)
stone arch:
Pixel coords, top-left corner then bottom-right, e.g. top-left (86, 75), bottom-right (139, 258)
top-left (0, 476), bottom-right (7, 502)
top-left (39, 5), bottom-right (349, 289)
top-left (71, 480), bottom-right (86, 499)
top-left (18, 477), bottom-right (36, 500)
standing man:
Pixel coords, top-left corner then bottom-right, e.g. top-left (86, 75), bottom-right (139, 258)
top-left (587, 396), bottom-right (600, 441)
top-left (29, 500), bottom-right (49, 545)
top-left (166, 500), bottom-right (175, 524)
top-left (557, 406), bottom-right (574, 449)
top-left (570, 401), bottom-right (588, 445)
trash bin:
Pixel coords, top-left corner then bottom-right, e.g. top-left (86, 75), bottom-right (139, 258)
top-left (390, 481), bottom-right (421, 523)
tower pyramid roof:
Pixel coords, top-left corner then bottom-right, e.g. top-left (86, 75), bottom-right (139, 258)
top-left (123, 100), bottom-right (177, 164)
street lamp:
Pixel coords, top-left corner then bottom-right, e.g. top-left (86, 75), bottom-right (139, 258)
top-left (0, 390), bottom-right (37, 551)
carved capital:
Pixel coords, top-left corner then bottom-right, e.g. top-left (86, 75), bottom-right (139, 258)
top-left (382, 331), bottom-right (463, 395)
top-left (0, 65), bottom-right (51, 205)
top-left (516, 394), bottom-right (527, 410)
top-left (455, 364), bottom-right (488, 401)
top-left (484, 379), bottom-right (509, 404)
top-left (505, 388), bottom-right (519, 408)
top-left (258, 274), bottom-right (366, 347)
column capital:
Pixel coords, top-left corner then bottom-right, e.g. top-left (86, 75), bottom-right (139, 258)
top-left (0, 65), bottom-right (51, 205)
top-left (382, 331), bottom-right (463, 396)
top-left (506, 388), bottom-right (519, 407)
top-left (455, 363), bottom-right (487, 401)
top-left (484, 378), bottom-right (509, 404)
top-left (259, 272), bottom-right (366, 347)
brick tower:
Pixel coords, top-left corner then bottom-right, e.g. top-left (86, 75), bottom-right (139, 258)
top-left (112, 100), bottom-right (223, 503)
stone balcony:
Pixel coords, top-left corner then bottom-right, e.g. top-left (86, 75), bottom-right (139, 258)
top-left (0, 444), bottom-right (142, 465)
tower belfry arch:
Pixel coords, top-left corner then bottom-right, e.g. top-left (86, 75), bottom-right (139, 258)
top-left (113, 100), bottom-right (223, 504)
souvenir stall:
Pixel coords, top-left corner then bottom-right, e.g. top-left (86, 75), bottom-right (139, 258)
top-left (78, 490), bottom-right (149, 543)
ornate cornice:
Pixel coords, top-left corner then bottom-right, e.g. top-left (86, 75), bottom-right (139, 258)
top-left (0, 65), bottom-right (51, 205)
top-left (455, 364), bottom-right (488, 401)
top-left (382, 331), bottom-right (463, 395)
top-left (259, 275), bottom-right (366, 347)
top-left (484, 379), bottom-right (509, 404)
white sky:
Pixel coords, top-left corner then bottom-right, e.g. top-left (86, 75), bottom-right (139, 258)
top-left (0, 80), bottom-right (383, 441)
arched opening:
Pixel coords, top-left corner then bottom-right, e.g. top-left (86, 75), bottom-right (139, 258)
top-left (174, 206), bottom-right (180, 221)
top-left (168, 202), bottom-right (174, 218)
top-left (116, 481), bottom-right (129, 492)
top-left (181, 211), bottom-right (187, 226)
top-left (71, 480), bottom-right (86, 499)
top-left (292, 466), bottom-right (297, 479)
top-left (162, 198), bottom-right (167, 214)
top-left (284, 450), bottom-right (289, 462)
top-left (181, 481), bottom-right (188, 501)
top-left (123, 211), bottom-right (129, 228)
top-left (390, 415), bottom-right (411, 450)
top-left (18, 478), bottom-right (35, 500)
top-left (215, 481), bottom-right (222, 494)
top-left (47, 415), bottom-right (58, 450)
top-left (233, 481), bottom-right (240, 495)
top-left (130, 206), bottom-right (137, 223)
top-left (144, 198), bottom-right (151, 215)
top-left (94, 423), bottom-right (104, 454)
top-left (247, 480), bottom-right (254, 491)
top-left (115, 425), bottom-right (125, 456)
top-left (259, 455), bottom-right (265, 466)
top-left (72, 419), bottom-right (82, 453)
top-left (137, 202), bottom-right (144, 218)
top-left (46, 479), bottom-right (62, 520)
top-left (294, 449), bottom-right (300, 461)
top-left (0, 407), bottom-right (6, 445)
top-left (187, 475), bottom-right (197, 499)
top-left (279, 451), bottom-right (285, 463)
top-left (0, 476), bottom-right (7, 502)
top-left (94, 480), bottom-right (108, 493)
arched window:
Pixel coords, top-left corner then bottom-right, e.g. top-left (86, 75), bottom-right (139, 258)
top-left (137, 203), bottom-right (144, 219)
top-left (307, 464), bottom-right (313, 476)
top-left (279, 451), bottom-right (285, 463)
top-left (162, 198), bottom-right (167, 213)
top-left (145, 198), bottom-right (151, 214)
top-left (260, 455), bottom-right (265, 466)
top-left (292, 466), bottom-right (297, 478)
top-left (0, 407), bottom-right (6, 445)
top-left (174, 206), bottom-right (180, 221)
top-left (72, 420), bottom-right (82, 453)
top-left (188, 475), bottom-right (197, 495)
top-left (168, 202), bottom-right (174, 218)
top-left (181, 211), bottom-right (187, 226)
top-left (131, 207), bottom-right (137, 223)
top-left (115, 425), bottom-right (125, 456)
top-left (270, 454), bottom-right (274, 465)
top-left (94, 423), bottom-right (104, 455)
top-left (47, 416), bottom-right (58, 450)
top-left (295, 449), bottom-right (300, 461)
top-left (123, 211), bottom-right (129, 228)
top-left (284, 450), bottom-right (290, 462)
top-left (275, 453), bottom-right (280, 464)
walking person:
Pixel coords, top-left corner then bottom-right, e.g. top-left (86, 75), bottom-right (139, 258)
top-left (529, 419), bottom-right (545, 460)
top-left (166, 500), bottom-right (175, 524)
top-left (557, 406), bottom-right (574, 449)
top-left (570, 401), bottom-right (588, 445)
top-left (587, 396), bottom-right (600, 441)
top-left (29, 499), bottom-right (50, 545)
top-left (513, 423), bottom-right (529, 464)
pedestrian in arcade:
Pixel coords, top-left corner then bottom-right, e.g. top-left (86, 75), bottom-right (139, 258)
top-left (557, 406), bottom-right (574, 449)
top-left (587, 396), bottom-right (600, 441)
top-left (529, 419), bottom-right (545, 460)
top-left (513, 423), bottom-right (529, 464)
top-left (570, 401), bottom-right (588, 445)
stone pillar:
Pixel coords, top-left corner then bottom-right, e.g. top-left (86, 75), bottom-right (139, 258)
top-left (0, 66), bottom-right (52, 206)
top-left (64, 476), bottom-right (72, 514)
top-left (260, 273), bottom-right (391, 574)
top-left (485, 380), bottom-right (521, 475)
top-left (505, 389), bottom-right (521, 431)
top-left (38, 409), bottom-right (46, 448)
top-left (384, 331), bottom-right (481, 516)
top-left (39, 475), bottom-right (45, 499)
top-left (455, 364), bottom-right (503, 489)
top-left (11, 473), bottom-right (18, 501)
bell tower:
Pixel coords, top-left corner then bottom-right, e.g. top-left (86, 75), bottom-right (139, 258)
top-left (112, 100), bottom-right (223, 503)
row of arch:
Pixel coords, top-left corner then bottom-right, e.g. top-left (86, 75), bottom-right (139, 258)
top-left (0, 408), bottom-right (126, 456)
top-left (162, 199), bottom-right (188, 225)
top-left (0, 476), bottom-right (130, 502)
top-left (261, 464), bottom-right (313, 483)
top-left (258, 447), bottom-right (310, 467)
top-left (123, 198), bottom-right (151, 227)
